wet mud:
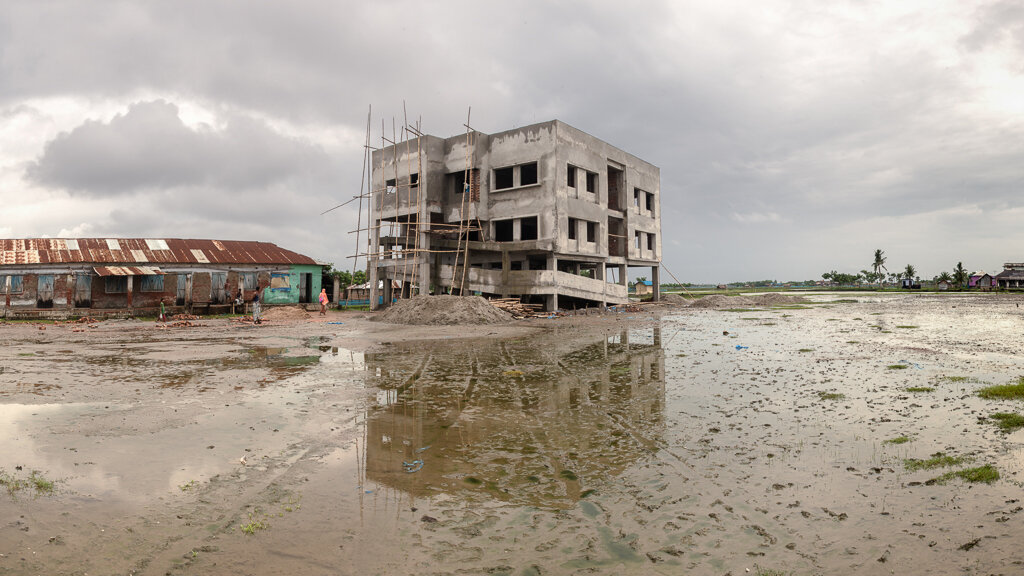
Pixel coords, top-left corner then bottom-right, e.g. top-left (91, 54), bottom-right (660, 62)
top-left (2, 293), bottom-right (1024, 575)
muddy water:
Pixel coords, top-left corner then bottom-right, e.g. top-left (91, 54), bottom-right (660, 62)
top-left (2, 293), bottom-right (1024, 575)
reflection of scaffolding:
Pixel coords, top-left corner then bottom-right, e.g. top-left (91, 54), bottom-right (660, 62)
top-left (343, 106), bottom-right (481, 304)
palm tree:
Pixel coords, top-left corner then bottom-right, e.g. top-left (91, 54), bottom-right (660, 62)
top-left (937, 271), bottom-right (953, 283)
top-left (953, 262), bottom-right (967, 288)
top-left (872, 249), bottom-right (888, 285)
top-left (904, 264), bottom-right (916, 282)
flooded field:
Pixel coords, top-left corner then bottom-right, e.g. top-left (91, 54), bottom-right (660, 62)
top-left (2, 292), bottom-right (1024, 575)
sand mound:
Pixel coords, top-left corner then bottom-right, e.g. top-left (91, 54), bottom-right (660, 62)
top-left (374, 295), bottom-right (514, 325)
top-left (661, 294), bottom-right (691, 305)
top-left (748, 293), bottom-right (808, 306)
top-left (262, 306), bottom-right (311, 321)
top-left (688, 294), bottom-right (755, 309)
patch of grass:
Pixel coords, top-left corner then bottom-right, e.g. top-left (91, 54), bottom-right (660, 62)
top-left (884, 435), bottom-right (912, 445)
top-left (846, 340), bottom-right (859, 344)
top-left (942, 375), bottom-right (972, 383)
top-left (579, 489), bottom-right (597, 498)
top-left (771, 305), bottom-right (812, 310)
top-left (17, 352), bottom-right (35, 357)
top-left (887, 364), bottom-right (908, 370)
top-left (896, 325), bottom-right (918, 329)
top-left (904, 452), bottom-right (966, 471)
top-left (830, 299), bottom-right (859, 304)
top-left (817, 391), bottom-right (845, 401)
top-left (930, 465), bottom-right (1000, 485)
top-left (559, 470), bottom-right (579, 481)
top-left (755, 566), bottom-right (791, 576)
top-left (464, 476), bottom-right (483, 485)
top-left (978, 378), bottom-right (1024, 400)
top-left (721, 308), bottom-right (757, 312)
top-left (240, 509), bottom-right (269, 534)
top-left (179, 480), bottom-right (199, 492)
top-left (1, 469), bottom-right (56, 498)
top-left (906, 386), bottom-right (934, 393)
top-left (989, 412), bottom-right (1024, 432)
top-left (798, 348), bottom-right (813, 353)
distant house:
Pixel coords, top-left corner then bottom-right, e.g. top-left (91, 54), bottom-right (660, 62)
top-left (635, 280), bottom-right (654, 296)
top-left (995, 263), bottom-right (1024, 289)
top-left (970, 272), bottom-right (996, 291)
top-left (937, 280), bottom-right (952, 291)
top-left (344, 280), bottom-right (400, 301)
top-left (1, 238), bottom-right (322, 317)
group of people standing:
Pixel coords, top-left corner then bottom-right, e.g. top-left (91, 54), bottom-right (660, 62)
top-left (237, 286), bottom-right (331, 325)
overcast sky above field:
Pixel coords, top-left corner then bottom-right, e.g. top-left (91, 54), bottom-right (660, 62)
top-left (2, 1), bottom-right (1023, 283)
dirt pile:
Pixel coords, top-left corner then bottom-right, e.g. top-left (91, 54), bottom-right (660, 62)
top-left (374, 295), bottom-right (514, 325)
top-left (748, 293), bottom-right (808, 306)
top-left (660, 294), bottom-right (691, 305)
top-left (688, 294), bottom-right (755, 309)
top-left (262, 306), bottom-right (312, 321)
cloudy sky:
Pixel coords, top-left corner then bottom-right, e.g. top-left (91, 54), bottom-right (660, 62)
top-left (2, 1), bottom-right (1023, 283)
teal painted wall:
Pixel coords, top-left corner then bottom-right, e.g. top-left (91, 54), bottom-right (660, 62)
top-left (264, 264), bottom-right (323, 304)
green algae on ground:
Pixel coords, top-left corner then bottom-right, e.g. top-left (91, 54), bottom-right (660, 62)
top-left (817, 391), bottom-right (845, 401)
top-left (904, 453), bottom-right (966, 471)
top-left (906, 386), bottom-right (934, 392)
top-left (978, 378), bottom-right (1024, 400)
top-left (988, 412), bottom-right (1024, 432)
top-left (887, 364), bottom-right (908, 370)
top-left (929, 465), bottom-right (999, 485)
top-left (884, 436), bottom-right (912, 445)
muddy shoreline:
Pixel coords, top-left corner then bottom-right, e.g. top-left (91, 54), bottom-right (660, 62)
top-left (3, 293), bottom-right (1024, 575)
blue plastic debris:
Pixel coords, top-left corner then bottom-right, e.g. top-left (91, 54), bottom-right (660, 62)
top-left (403, 459), bottom-right (424, 473)
top-left (735, 345), bottom-right (749, 350)
top-left (327, 322), bottom-right (344, 325)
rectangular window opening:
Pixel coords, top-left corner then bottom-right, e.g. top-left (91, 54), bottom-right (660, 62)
top-left (645, 192), bottom-right (653, 212)
top-left (520, 216), bottom-right (538, 240)
top-left (586, 172), bottom-right (597, 193)
top-left (586, 221), bottom-right (597, 243)
top-left (520, 162), bottom-right (538, 186)
top-left (647, 233), bottom-right (655, 251)
top-left (140, 275), bottom-right (164, 292)
top-left (410, 173), bottom-right (419, 189)
top-left (634, 188), bottom-right (640, 207)
top-left (567, 165), bottom-right (576, 188)
top-left (568, 217), bottom-right (578, 240)
top-left (635, 231), bottom-right (641, 250)
top-left (2, 275), bottom-right (24, 293)
top-left (105, 276), bottom-right (127, 294)
top-left (494, 167), bottom-right (514, 190)
top-left (386, 178), bottom-right (397, 194)
top-left (242, 272), bottom-right (258, 290)
top-left (494, 219), bottom-right (514, 242)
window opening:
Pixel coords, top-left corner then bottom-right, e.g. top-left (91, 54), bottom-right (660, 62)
top-left (242, 272), bottom-right (258, 290)
top-left (494, 167), bottom-right (514, 190)
top-left (494, 219), bottom-right (514, 242)
top-left (568, 217), bottom-right (578, 240)
top-left (586, 171), bottom-right (597, 193)
top-left (520, 162), bottom-right (538, 186)
top-left (645, 191), bottom-right (653, 212)
top-left (520, 216), bottom-right (538, 240)
top-left (105, 276), bottom-right (127, 294)
top-left (410, 173), bottom-right (418, 189)
top-left (647, 233), bottom-right (655, 251)
top-left (567, 165), bottom-right (576, 188)
top-left (586, 221), bottom-right (597, 243)
top-left (386, 178), bottom-right (396, 194)
top-left (140, 275), bottom-right (164, 292)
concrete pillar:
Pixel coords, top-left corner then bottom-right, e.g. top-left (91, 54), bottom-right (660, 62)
top-left (4, 275), bottom-right (10, 310)
top-left (333, 277), bottom-right (340, 305)
top-left (652, 266), bottom-right (660, 302)
top-left (65, 274), bottom-right (73, 309)
top-left (369, 266), bottom-right (380, 311)
top-left (501, 250), bottom-right (511, 298)
top-left (618, 265), bottom-right (627, 285)
top-left (596, 262), bottom-right (606, 282)
top-left (548, 254), bottom-right (557, 272)
top-left (545, 293), bottom-right (558, 312)
top-left (186, 274), bottom-right (193, 307)
top-left (127, 275), bottom-right (134, 310)
top-left (383, 278), bottom-right (393, 307)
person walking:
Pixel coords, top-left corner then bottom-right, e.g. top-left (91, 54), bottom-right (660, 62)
top-left (318, 288), bottom-right (329, 316)
top-left (252, 288), bottom-right (261, 324)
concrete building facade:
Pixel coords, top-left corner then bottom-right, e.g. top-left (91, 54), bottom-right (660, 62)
top-left (368, 120), bottom-right (661, 310)
top-left (0, 238), bottom-right (322, 317)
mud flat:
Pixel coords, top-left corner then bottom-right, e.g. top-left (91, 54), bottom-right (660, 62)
top-left (2, 293), bottom-right (1024, 575)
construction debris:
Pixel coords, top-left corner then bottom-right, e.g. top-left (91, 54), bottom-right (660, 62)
top-left (488, 298), bottom-right (547, 319)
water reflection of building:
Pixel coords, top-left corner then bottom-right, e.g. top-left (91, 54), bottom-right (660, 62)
top-left (360, 326), bottom-right (665, 508)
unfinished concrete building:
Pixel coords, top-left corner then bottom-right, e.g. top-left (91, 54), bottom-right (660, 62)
top-left (365, 120), bottom-right (661, 311)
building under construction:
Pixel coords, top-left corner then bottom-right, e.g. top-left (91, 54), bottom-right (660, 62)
top-left (361, 119), bottom-right (661, 311)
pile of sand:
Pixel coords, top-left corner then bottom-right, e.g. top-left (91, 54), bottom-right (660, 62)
top-left (373, 295), bottom-right (514, 325)
top-left (262, 306), bottom-right (312, 321)
top-left (688, 294), bottom-right (755, 309)
top-left (747, 293), bottom-right (808, 306)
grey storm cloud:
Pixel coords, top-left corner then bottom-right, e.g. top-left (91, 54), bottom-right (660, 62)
top-left (26, 100), bottom-right (334, 195)
top-left (4, 1), bottom-right (1024, 281)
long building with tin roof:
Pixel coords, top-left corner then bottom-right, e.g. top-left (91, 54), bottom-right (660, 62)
top-left (0, 238), bottom-right (323, 316)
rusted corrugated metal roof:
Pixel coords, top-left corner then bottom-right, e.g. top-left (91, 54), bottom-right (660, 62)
top-left (0, 239), bottom-right (317, 267)
top-left (93, 266), bottom-right (165, 277)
